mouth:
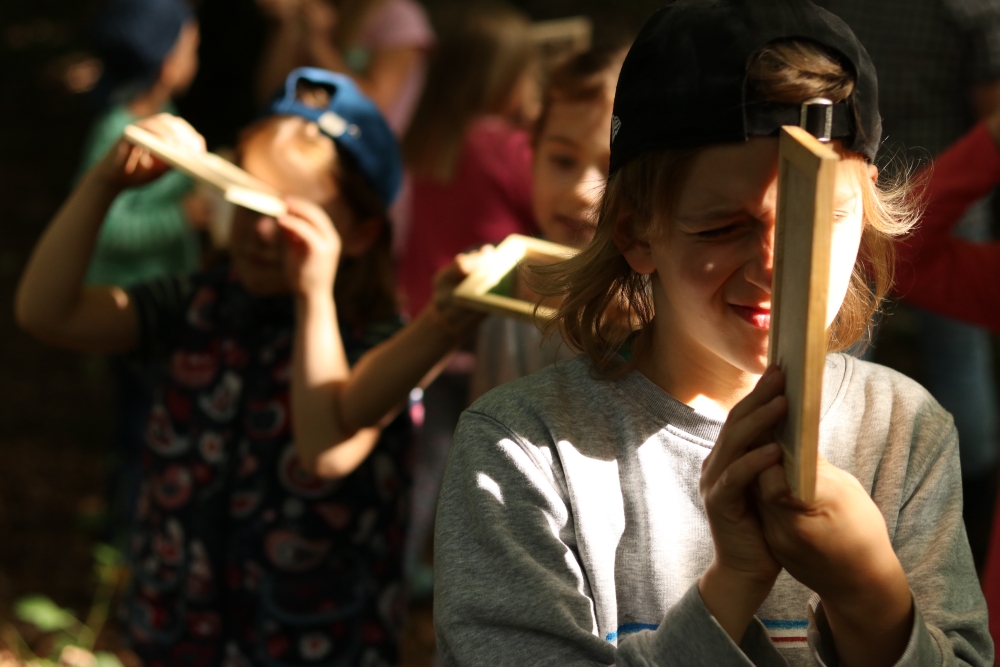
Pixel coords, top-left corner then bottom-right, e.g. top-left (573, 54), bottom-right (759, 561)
top-left (730, 304), bottom-right (771, 330)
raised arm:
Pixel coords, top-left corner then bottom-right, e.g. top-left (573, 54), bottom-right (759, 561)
top-left (15, 113), bottom-right (204, 353)
top-left (279, 197), bottom-right (486, 477)
top-left (893, 118), bottom-right (1000, 333)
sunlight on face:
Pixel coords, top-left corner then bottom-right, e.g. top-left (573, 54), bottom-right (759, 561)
top-left (649, 137), bottom-right (866, 377)
top-left (532, 97), bottom-right (613, 248)
top-left (229, 123), bottom-right (341, 296)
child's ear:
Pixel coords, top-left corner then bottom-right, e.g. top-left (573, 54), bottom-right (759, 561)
top-left (612, 213), bottom-right (656, 275)
top-left (340, 216), bottom-right (384, 258)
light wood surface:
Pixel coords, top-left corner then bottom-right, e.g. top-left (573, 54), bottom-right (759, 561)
top-left (123, 124), bottom-right (287, 217)
top-left (452, 234), bottom-right (576, 322)
top-left (768, 125), bottom-right (840, 503)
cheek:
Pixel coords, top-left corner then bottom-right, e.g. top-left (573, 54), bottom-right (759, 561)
top-left (826, 218), bottom-right (864, 327)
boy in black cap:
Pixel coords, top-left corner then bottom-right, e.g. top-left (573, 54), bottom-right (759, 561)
top-left (433, 1), bottom-right (993, 665)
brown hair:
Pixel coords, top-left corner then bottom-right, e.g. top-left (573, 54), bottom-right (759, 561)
top-left (534, 44), bottom-right (628, 146)
top-left (330, 0), bottom-right (388, 51)
top-left (403, 2), bottom-right (535, 182)
top-left (238, 88), bottom-right (397, 326)
top-left (542, 39), bottom-right (920, 374)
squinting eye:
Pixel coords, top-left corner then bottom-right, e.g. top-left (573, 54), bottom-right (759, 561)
top-left (696, 224), bottom-right (740, 239)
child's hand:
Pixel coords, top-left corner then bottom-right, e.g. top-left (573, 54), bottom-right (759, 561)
top-left (276, 197), bottom-right (342, 299)
top-left (756, 456), bottom-right (911, 611)
top-left (700, 367), bottom-right (787, 587)
top-left (97, 113), bottom-right (205, 191)
top-left (429, 246), bottom-right (494, 338)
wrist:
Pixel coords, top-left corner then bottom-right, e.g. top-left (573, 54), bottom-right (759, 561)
top-left (698, 560), bottom-right (777, 644)
top-left (821, 557), bottom-right (911, 631)
top-left (295, 288), bottom-right (336, 316)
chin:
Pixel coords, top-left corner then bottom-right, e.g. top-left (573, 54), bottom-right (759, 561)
top-left (233, 264), bottom-right (288, 296)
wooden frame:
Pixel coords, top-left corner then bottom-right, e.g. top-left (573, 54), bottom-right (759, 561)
top-left (453, 234), bottom-right (576, 322)
top-left (123, 124), bottom-right (287, 217)
top-left (768, 125), bottom-right (840, 502)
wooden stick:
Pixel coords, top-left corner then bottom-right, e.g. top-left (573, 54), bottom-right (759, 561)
top-left (768, 125), bottom-right (840, 502)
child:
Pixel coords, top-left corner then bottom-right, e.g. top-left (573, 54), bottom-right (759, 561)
top-left (86, 0), bottom-right (202, 288)
top-left (15, 68), bottom-right (477, 667)
top-left (470, 44), bottom-right (626, 400)
top-left (255, 0), bottom-right (435, 136)
top-left (84, 0), bottom-right (203, 541)
top-left (398, 1), bottom-right (539, 316)
top-left (433, 1), bottom-right (992, 665)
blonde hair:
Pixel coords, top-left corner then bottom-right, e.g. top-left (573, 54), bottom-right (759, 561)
top-left (239, 105), bottom-right (397, 327)
top-left (542, 39), bottom-right (921, 374)
top-left (403, 2), bottom-right (535, 182)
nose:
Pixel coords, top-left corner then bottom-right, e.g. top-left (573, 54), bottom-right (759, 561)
top-left (254, 215), bottom-right (281, 243)
top-left (574, 166), bottom-right (605, 210)
top-left (744, 222), bottom-right (775, 294)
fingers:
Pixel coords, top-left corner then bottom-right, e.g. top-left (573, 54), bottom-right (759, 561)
top-left (708, 443), bottom-right (783, 507)
top-left (755, 462), bottom-right (791, 505)
top-left (454, 244), bottom-right (495, 275)
top-left (275, 214), bottom-right (322, 248)
top-left (135, 113), bottom-right (206, 153)
top-left (728, 366), bottom-right (785, 423)
top-left (702, 391), bottom-right (787, 486)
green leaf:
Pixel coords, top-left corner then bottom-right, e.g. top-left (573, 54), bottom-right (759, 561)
top-left (92, 544), bottom-right (121, 568)
top-left (94, 652), bottom-right (124, 667)
top-left (14, 596), bottom-right (79, 632)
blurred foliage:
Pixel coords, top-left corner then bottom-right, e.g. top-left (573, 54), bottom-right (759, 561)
top-left (1, 545), bottom-right (128, 667)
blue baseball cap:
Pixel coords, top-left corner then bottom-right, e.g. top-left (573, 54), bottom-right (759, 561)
top-left (267, 68), bottom-right (403, 209)
top-left (91, 0), bottom-right (193, 105)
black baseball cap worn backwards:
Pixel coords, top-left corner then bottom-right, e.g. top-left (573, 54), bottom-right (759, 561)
top-left (609, 0), bottom-right (881, 175)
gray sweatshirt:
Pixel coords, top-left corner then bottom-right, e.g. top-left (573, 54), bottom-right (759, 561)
top-left (434, 353), bottom-right (993, 666)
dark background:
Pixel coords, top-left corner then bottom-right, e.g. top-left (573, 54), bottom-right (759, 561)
top-left (0, 0), bottom-right (926, 660)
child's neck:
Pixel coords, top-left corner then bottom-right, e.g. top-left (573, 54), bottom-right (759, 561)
top-left (636, 328), bottom-right (760, 420)
top-left (127, 81), bottom-right (174, 119)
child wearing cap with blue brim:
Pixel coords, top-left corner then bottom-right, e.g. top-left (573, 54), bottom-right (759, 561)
top-left (15, 67), bottom-right (487, 666)
top-left (432, 1), bottom-right (993, 665)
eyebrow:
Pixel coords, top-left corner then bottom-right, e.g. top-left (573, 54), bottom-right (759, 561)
top-left (542, 135), bottom-right (580, 148)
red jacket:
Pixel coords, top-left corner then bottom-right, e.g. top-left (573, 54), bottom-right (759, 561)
top-left (894, 121), bottom-right (1000, 332)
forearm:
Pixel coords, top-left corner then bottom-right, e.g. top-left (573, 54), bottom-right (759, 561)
top-left (15, 168), bottom-right (121, 333)
top-left (291, 292), bottom-right (353, 472)
top-left (821, 560), bottom-right (913, 667)
top-left (338, 305), bottom-right (463, 430)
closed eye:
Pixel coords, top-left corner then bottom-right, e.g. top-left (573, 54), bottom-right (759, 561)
top-left (696, 224), bottom-right (742, 239)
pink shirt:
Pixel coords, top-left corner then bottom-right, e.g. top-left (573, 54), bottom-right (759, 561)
top-left (352, 0), bottom-right (434, 135)
top-left (398, 116), bottom-right (537, 317)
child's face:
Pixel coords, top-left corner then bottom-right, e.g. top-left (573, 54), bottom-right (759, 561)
top-left (161, 21), bottom-right (200, 96)
top-left (635, 137), bottom-right (867, 376)
top-left (533, 96), bottom-right (612, 248)
top-left (229, 128), bottom-right (359, 296)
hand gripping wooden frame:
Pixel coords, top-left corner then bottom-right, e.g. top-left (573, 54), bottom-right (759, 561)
top-left (452, 234), bottom-right (577, 322)
top-left (123, 124), bottom-right (287, 217)
top-left (769, 125), bottom-right (840, 502)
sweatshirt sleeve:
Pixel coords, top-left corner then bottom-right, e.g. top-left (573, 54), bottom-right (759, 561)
top-left (806, 416), bottom-right (992, 666)
top-left (894, 122), bottom-right (1000, 333)
top-left (433, 410), bottom-right (789, 667)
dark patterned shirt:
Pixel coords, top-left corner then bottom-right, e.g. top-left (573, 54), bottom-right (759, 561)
top-left (123, 264), bottom-right (412, 667)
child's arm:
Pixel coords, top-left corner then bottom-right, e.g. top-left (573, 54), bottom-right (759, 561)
top-left (894, 116), bottom-right (1000, 333)
top-left (15, 114), bottom-right (204, 352)
top-left (280, 198), bottom-right (485, 477)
